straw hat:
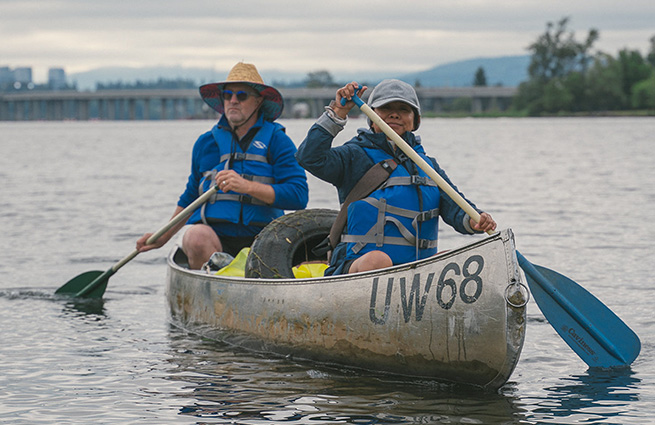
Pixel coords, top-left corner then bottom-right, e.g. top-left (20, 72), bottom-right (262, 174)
top-left (199, 62), bottom-right (284, 121)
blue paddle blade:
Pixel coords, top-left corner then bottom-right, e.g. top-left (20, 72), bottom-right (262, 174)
top-left (517, 252), bottom-right (640, 368)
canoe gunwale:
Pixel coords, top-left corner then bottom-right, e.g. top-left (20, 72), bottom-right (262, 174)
top-left (168, 229), bottom-right (511, 286)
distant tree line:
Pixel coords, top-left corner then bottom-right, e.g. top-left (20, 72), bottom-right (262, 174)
top-left (513, 17), bottom-right (655, 115)
top-left (96, 78), bottom-right (197, 90)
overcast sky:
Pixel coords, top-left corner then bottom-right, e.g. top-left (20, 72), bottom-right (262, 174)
top-left (2, 0), bottom-right (654, 83)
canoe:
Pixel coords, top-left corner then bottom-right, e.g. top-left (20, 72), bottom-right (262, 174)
top-left (166, 218), bottom-right (527, 391)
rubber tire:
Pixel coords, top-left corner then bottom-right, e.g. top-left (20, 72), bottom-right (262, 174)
top-left (245, 208), bottom-right (337, 278)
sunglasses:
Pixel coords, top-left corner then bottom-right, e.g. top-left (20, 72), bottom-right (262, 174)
top-left (222, 90), bottom-right (259, 102)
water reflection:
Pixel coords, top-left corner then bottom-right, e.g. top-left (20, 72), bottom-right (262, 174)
top-left (61, 297), bottom-right (106, 316)
top-left (524, 368), bottom-right (640, 424)
top-left (0, 288), bottom-right (106, 317)
top-left (165, 326), bottom-right (527, 424)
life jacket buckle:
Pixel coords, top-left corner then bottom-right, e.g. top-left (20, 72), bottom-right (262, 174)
top-left (416, 208), bottom-right (439, 222)
top-left (232, 152), bottom-right (247, 161)
top-left (410, 175), bottom-right (429, 185)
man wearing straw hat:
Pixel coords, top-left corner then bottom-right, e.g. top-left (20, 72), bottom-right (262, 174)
top-left (137, 62), bottom-right (309, 270)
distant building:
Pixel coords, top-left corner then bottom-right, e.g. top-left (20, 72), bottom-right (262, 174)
top-left (48, 68), bottom-right (67, 90)
top-left (0, 66), bottom-right (12, 89)
top-left (13, 67), bottom-right (33, 86)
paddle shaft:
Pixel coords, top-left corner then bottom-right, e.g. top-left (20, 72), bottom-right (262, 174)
top-left (73, 185), bottom-right (219, 297)
top-left (114, 185), bottom-right (219, 273)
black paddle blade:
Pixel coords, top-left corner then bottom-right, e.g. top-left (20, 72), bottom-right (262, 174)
top-left (517, 252), bottom-right (640, 368)
top-left (55, 269), bottom-right (110, 299)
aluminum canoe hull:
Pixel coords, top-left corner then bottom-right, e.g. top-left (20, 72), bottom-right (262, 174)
top-left (166, 228), bottom-right (527, 390)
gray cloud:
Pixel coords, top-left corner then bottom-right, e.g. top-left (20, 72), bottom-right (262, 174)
top-left (2, 0), bottom-right (653, 82)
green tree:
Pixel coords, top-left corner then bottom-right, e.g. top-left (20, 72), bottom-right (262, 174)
top-left (632, 73), bottom-right (655, 109)
top-left (515, 17), bottom-right (599, 114)
top-left (304, 70), bottom-right (336, 88)
top-left (563, 71), bottom-right (591, 111)
top-left (647, 36), bottom-right (655, 67)
top-left (527, 17), bottom-right (598, 81)
top-left (473, 67), bottom-right (487, 86)
top-left (584, 54), bottom-right (627, 110)
top-left (512, 79), bottom-right (544, 115)
top-left (541, 78), bottom-right (574, 113)
top-left (617, 49), bottom-right (652, 99)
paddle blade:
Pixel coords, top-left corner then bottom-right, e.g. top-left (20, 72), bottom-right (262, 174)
top-left (518, 253), bottom-right (640, 368)
top-left (56, 270), bottom-right (104, 295)
top-left (55, 269), bottom-right (111, 299)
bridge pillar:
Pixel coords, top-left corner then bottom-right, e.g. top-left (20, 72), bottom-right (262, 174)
top-left (161, 98), bottom-right (168, 120)
top-left (174, 98), bottom-right (184, 119)
top-left (489, 96), bottom-right (503, 111)
top-left (79, 100), bottom-right (90, 120)
top-left (29, 100), bottom-right (38, 120)
top-left (0, 100), bottom-right (8, 120)
top-left (128, 98), bottom-right (136, 120)
top-left (15, 100), bottom-right (26, 120)
top-left (471, 97), bottom-right (483, 114)
top-left (433, 98), bottom-right (443, 113)
top-left (97, 100), bottom-right (105, 120)
top-left (143, 99), bottom-right (150, 120)
top-left (108, 100), bottom-right (117, 120)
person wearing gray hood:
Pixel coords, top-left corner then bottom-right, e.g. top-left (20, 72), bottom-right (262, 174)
top-left (296, 79), bottom-right (496, 276)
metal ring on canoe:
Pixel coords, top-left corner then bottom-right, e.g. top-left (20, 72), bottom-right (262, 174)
top-left (245, 208), bottom-right (338, 278)
top-left (505, 280), bottom-right (530, 308)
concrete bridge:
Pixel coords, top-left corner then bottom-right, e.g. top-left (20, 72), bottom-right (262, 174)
top-left (0, 86), bottom-right (516, 121)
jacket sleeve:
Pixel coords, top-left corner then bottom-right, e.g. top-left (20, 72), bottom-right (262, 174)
top-left (268, 129), bottom-right (309, 210)
top-left (296, 112), bottom-right (354, 188)
top-left (429, 157), bottom-right (482, 235)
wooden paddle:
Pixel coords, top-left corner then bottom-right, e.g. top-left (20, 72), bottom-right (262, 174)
top-left (343, 90), bottom-right (640, 368)
top-left (55, 186), bottom-right (219, 298)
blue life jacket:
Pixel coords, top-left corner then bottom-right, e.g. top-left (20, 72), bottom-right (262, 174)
top-left (186, 120), bottom-right (284, 230)
top-left (341, 146), bottom-right (441, 264)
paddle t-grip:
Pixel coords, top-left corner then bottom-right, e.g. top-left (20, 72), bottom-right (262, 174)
top-left (340, 86), bottom-right (364, 107)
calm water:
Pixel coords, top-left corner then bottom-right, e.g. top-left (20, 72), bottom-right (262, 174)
top-left (1, 117), bottom-right (654, 424)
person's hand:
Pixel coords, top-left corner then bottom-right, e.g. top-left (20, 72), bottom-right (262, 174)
top-left (470, 212), bottom-right (497, 233)
top-left (216, 169), bottom-right (250, 194)
top-left (333, 82), bottom-right (367, 118)
top-left (136, 232), bottom-right (165, 252)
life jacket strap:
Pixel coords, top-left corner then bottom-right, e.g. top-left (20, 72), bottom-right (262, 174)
top-left (219, 152), bottom-right (269, 164)
top-left (379, 175), bottom-right (438, 189)
top-left (208, 193), bottom-right (269, 206)
top-left (328, 159), bottom-right (397, 249)
top-left (342, 233), bottom-right (439, 253)
top-left (343, 197), bottom-right (439, 255)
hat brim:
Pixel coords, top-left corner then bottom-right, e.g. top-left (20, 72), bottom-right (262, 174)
top-left (370, 96), bottom-right (420, 112)
top-left (199, 81), bottom-right (284, 121)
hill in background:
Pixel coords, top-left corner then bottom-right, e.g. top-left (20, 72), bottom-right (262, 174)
top-left (69, 55), bottom-right (530, 90)
top-left (398, 55), bottom-right (530, 87)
